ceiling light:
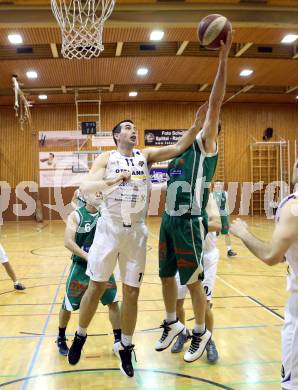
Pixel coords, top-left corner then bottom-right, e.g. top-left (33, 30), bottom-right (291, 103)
top-left (38, 95), bottom-right (48, 100)
top-left (26, 71), bottom-right (38, 79)
top-left (296, 95), bottom-right (298, 100)
top-left (8, 34), bottom-right (23, 44)
top-left (129, 91), bottom-right (138, 97)
top-left (281, 34), bottom-right (298, 44)
top-left (150, 30), bottom-right (164, 41)
top-left (240, 69), bottom-right (254, 77)
top-left (137, 67), bottom-right (149, 76)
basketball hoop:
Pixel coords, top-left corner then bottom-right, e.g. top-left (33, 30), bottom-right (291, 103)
top-left (51, 0), bottom-right (116, 60)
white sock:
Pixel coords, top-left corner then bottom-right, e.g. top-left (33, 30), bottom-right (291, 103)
top-left (194, 323), bottom-right (205, 334)
top-left (77, 326), bottom-right (87, 337)
top-left (166, 312), bottom-right (176, 322)
top-left (227, 246), bottom-right (231, 251)
top-left (14, 281), bottom-right (19, 285)
top-left (121, 333), bottom-right (132, 347)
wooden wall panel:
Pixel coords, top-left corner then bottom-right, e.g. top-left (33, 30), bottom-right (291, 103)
top-left (1, 101), bottom-right (298, 220)
top-left (221, 103), bottom-right (298, 184)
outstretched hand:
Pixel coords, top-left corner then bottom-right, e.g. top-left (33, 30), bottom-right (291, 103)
top-left (193, 101), bottom-right (208, 128)
top-left (220, 30), bottom-right (233, 60)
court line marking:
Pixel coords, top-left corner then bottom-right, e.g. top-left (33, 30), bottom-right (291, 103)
top-left (247, 295), bottom-right (284, 320)
top-left (0, 304), bottom-right (284, 318)
top-left (21, 265), bottom-right (68, 390)
top-left (0, 296), bottom-right (244, 306)
top-left (217, 273), bottom-right (285, 278)
top-left (0, 323), bottom-right (283, 340)
top-left (0, 280), bottom-right (159, 296)
top-left (0, 368), bottom-right (235, 390)
top-left (0, 302), bottom-right (285, 318)
top-left (217, 276), bottom-right (284, 321)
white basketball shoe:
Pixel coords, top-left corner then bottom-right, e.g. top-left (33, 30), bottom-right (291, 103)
top-left (155, 319), bottom-right (185, 351)
top-left (184, 328), bottom-right (211, 362)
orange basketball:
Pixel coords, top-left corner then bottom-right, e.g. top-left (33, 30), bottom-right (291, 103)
top-left (198, 14), bottom-right (232, 50)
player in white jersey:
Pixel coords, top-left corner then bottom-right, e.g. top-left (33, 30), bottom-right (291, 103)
top-left (172, 195), bottom-right (221, 363)
top-left (230, 192), bottom-right (298, 390)
top-left (0, 244), bottom-right (25, 290)
top-left (68, 103), bottom-right (209, 377)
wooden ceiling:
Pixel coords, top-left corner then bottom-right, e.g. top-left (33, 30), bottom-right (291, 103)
top-left (0, 0), bottom-right (297, 106)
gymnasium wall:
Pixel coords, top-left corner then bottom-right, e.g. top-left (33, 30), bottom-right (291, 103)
top-left (0, 101), bottom-right (298, 220)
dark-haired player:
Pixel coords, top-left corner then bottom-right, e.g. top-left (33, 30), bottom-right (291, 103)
top-left (67, 103), bottom-right (209, 377)
top-left (156, 32), bottom-right (232, 363)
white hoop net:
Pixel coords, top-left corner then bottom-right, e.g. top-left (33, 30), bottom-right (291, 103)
top-left (51, 0), bottom-right (116, 60)
top-left (12, 76), bottom-right (32, 130)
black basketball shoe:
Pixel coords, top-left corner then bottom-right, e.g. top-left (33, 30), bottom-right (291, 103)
top-left (56, 336), bottom-right (69, 356)
top-left (117, 342), bottom-right (136, 378)
top-left (68, 332), bottom-right (87, 365)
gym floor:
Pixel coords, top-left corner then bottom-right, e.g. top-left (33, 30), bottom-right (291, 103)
top-left (0, 216), bottom-right (286, 390)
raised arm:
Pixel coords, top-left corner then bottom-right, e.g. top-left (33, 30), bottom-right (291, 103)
top-left (230, 199), bottom-right (298, 266)
top-left (64, 211), bottom-right (88, 262)
top-left (79, 152), bottom-right (130, 199)
top-left (201, 31), bottom-right (233, 153)
top-left (143, 102), bottom-right (208, 164)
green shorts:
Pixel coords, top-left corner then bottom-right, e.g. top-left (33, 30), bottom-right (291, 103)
top-left (220, 215), bottom-right (230, 235)
top-left (159, 212), bottom-right (206, 285)
top-left (62, 261), bottom-right (118, 311)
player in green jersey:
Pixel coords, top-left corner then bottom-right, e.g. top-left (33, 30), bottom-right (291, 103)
top-left (213, 181), bottom-right (237, 257)
top-left (156, 32), bottom-right (232, 363)
top-left (57, 197), bottom-right (120, 356)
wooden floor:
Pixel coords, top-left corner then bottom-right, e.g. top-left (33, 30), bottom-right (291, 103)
top-left (0, 216), bottom-right (287, 390)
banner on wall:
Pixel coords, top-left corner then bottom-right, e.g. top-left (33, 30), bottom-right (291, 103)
top-left (39, 152), bottom-right (88, 187)
top-left (144, 129), bottom-right (185, 146)
top-left (92, 132), bottom-right (115, 147)
top-left (39, 131), bottom-right (87, 148)
top-left (150, 167), bottom-right (168, 184)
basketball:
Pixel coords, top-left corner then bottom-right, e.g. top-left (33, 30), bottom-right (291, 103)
top-left (198, 14), bottom-right (232, 50)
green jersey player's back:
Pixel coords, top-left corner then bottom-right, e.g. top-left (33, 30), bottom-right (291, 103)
top-left (165, 131), bottom-right (218, 218)
top-left (213, 190), bottom-right (228, 217)
top-left (72, 206), bottom-right (99, 263)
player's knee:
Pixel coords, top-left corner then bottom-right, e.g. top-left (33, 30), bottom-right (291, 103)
top-left (187, 280), bottom-right (200, 292)
top-left (88, 280), bottom-right (107, 297)
top-left (123, 285), bottom-right (139, 303)
top-left (108, 301), bottom-right (119, 311)
top-left (161, 276), bottom-right (175, 287)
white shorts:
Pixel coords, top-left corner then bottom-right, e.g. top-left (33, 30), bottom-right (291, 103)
top-left (281, 292), bottom-right (298, 390)
top-left (176, 248), bottom-right (219, 301)
top-left (203, 249), bottom-right (219, 301)
top-left (87, 218), bottom-right (148, 288)
top-left (0, 244), bottom-right (9, 264)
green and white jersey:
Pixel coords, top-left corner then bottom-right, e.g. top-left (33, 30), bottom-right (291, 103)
top-left (213, 190), bottom-right (228, 217)
top-left (165, 131), bottom-right (218, 217)
top-left (72, 206), bottom-right (99, 263)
